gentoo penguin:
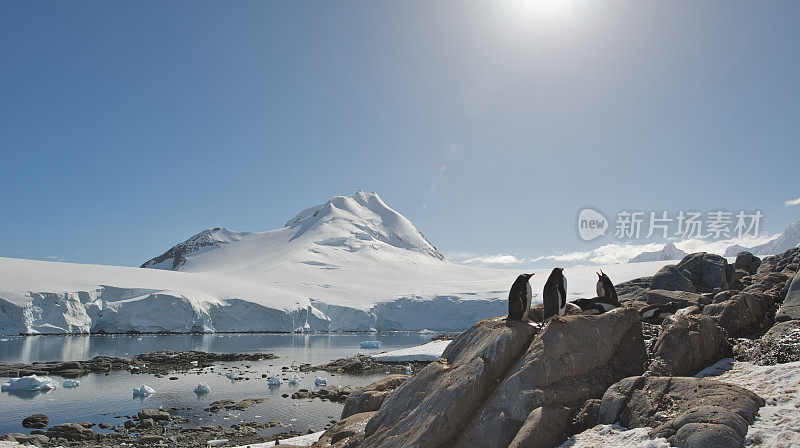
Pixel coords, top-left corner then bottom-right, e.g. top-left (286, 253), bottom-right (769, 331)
top-left (639, 301), bottom-right (682, 323)
top-left (508, 273), bottom-right (534, 321)
top-left (596, 270), bottom-right (620, 306)
top-left (543, 268), bottom-right (567, 320)
top-left (571, 298), bottom-right (617, 315)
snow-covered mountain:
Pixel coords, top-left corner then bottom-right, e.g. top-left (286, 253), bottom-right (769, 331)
top-left (628, 242), bottom-right (687, 263)
top-left (725, 221), bottom-right (800, 256)
top-left (0, 191), bottom-right (676, 335)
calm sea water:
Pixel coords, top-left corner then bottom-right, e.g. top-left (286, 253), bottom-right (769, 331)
top-left (0, 333), bottom-right (434, 437)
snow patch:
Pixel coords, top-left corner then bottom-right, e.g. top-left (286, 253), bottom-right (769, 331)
top-left (372, 340), bottom-right (451, 362)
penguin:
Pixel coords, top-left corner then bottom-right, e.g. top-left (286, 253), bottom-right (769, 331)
top-left (508, 273), bottom-right (534, 321)
top-left (638, 301), bottom-right (682, 323)
top-left (596, 270), bottom-right (620, 306)
top-left (571, 298), bottom-right (617, 315)
top-left (543, 268), bottom-right (567, 321)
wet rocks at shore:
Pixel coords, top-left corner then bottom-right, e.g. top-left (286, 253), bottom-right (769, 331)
top-left (312, 354), bottom-right (426, 374)
top-left (0, 350), bottom-right (277, 378)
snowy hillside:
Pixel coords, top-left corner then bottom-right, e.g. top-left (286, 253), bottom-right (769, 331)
top-left (628, 242), bottom-right (687, 263)
top-left (0, 191), bottom-right (675, 335)
top-left (725, 221), bottom-right (800, 256)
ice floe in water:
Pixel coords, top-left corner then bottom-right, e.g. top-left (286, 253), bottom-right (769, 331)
top-left (62, 379), bottom-right (80, 388)
top-left (314, 377), bottom-right (327, 386)
top-left (132, 384), bottom-right (155, 397)
top-left (1, 375), bottom-right (59, 391)
top-left (193, 382), bottom-right (210, 394)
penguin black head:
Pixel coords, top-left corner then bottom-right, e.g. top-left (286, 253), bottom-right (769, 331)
top-left (550, 267), bottom-right (564, 277)
top-left (517, 273), bottom-right (534, 281)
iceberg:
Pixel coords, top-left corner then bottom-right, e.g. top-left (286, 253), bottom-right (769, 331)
top-left (360, 340), bottom-right (382, 349)
top-left (314, 377), bottom-right (327, 386)
top-left (194, 382), bottom-right (210, 394)
top-left (288, 374), bottom-right (300, 385)
top-left (1, 375), bottom-right (59, 391)
top-left (132, 384), bottom-right (156, 397)
top-left (267, 376), bottom-right (282, 386)
top-left (62, 379), bottom-right (80, 388)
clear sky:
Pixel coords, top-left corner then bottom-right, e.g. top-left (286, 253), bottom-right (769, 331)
top-left (1, 0), bottom-right (799, 267)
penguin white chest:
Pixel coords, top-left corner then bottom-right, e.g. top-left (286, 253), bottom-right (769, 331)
top-left (596, 280), bottom-right (605, 298)
top-left (526, 283), bottom-right (532, 309)
top-left (558, 277), bottom-right (567, 316)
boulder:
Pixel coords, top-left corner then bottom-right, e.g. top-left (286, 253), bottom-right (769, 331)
top-left (315, 411), bottom-right (375, 447)
top-left (775, 270), bottom-right (800, 323)
top-left (746, 320), bottom-right (800, 365)
top-left (645, 289), bottom-right (702, 306)
top-left (458, 308), bottom-right (646, 448)
top-left (598, 376), bottom-right (763, 448)
top-left (703, 292), bottom-right (770, 336)
top-left (571, 399), bottom-right (601, 434)
top-left (734, 252), bottom-right (760, 275)
top-left (648, 314), bottom-right (729, 377)
top-left (341, 375), bottom-right (409, 419)
top-left (507, 405), bottom-right (573, 448)
top-left (138, 409), bottom-right (171, 422)
top-left (650, 266), bottom-right (695, 292)
top-left (361, 317), bottom-right (539, 448)
top-left (22, 413), bottom-right (49, 429)
top-left (45, 422), bottom-right (95, 441)
top-left (676, 252), bottom-right (730, 292)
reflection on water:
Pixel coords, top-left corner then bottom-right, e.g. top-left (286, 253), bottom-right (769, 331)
top-left (0, 333), bottom-right (436, 437)
top-left (0, 332), bottom-right (434, 364)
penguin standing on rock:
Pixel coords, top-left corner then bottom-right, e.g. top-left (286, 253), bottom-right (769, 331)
top-left (508, 273), bottom-right (534, 321)
top-left (596, 271), bottom-right (620, 306)
top-left (543, 268), bottom-right (567, 321)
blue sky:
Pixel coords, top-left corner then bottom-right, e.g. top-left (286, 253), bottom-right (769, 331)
top-left (1, 1), bottom-right (799, 267)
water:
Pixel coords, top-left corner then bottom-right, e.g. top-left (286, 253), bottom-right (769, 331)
top-left (0, 333), bottom-right (435, 437)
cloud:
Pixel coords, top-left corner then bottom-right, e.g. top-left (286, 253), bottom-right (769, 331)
top-left (448, 233), bottom-right (779, 268)
top-left (786, 196), bottom-right (800, 206)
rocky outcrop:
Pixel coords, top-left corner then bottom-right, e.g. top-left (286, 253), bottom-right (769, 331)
top-left (647, 314), bottom-right (729, 376)
top-left (458, 308), bottom-right (645, 448)
top-left (341, 375), bottom-right (409, 419)
top-left (22, 414), bottom-right (49, 429)
top-left (645, 289), bottom-right (703, 306)
top-left (317, 412), bottom-right (375, 447)
top-left (703, 292), bottom-right (771, 336)
top-left (744, 319), bottom-right (800, 364)
top-left (361, 318), bottom-right (539, 448)
top-left (354, 309), bottom-right (645, 448)
top-left (598, 376), bottom-right (764, 448)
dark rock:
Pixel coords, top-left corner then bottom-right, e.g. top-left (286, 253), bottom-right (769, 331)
top-left (648, 314), bottom-right (729, 377)
top-left (677, 252), bottom-right (730, 292)
top-left (138, 409), bottom-right (171, 422)
top-left (45, 422), bottom-right (95, 441)
top-left (671, 422), bottom-right (742, 448)
top-left (650, 265), bottom-right (695, 292)
top-left (745, 320), bottom-right (800, 365)
top-left (775, 270), bottom-right (800, 323)
top-left (316, 412), bottom-right (376, 447)
top-left (703, 292), bottom-right (771, 336)
top-left (22, 413), bottom-right (49, 429)
top-left (645, 289), bottom-right (701, 306)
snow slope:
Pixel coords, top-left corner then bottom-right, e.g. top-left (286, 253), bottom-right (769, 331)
top-left (726, 221), bottom-right (800, 256)
top-left (628, 242), bottom-right (687, 263)
top-left (0, 191), bottom-right (675, 335)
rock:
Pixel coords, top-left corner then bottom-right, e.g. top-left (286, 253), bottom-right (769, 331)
top-left (775, 270), bottom-right (800, 322)
top-left (98, 422), bottom-right (111, 429)
top-left (703, 292), bottom-right (770, 336)
top-left (458, 308), bottom-right (646, 448)
top-left (138, 409), bottom-right (171, 422)
top-left (507, 405), bottom-right (573, 448)
top-left (572, 399), bottom-right (601, 434)
top-left (22, 413), bottom-right (49, 429)
top-left (746, 320), bottom-right (800, 364)
top-left (341, 375), bottom-right (409, 419)
top-left (75, 421), bottom-right (94, 429)
top-left (362, 317), bottom-right (539, 448)
top-left (648, 313), bottom-right (729, 377)
top-left (45, 422), bottom-right (95, 441)
top-left (526, 303), bottom-right (583, 323)
top-left (650, 265), bottom-right (696, 292)
top-left (316, 412), bottom-right (376, 447)
top-left (615, 277), bottom-right (652, 303)
top-left (139, 435), bottom-right (166, 444)
top-left (137, 418), bottom-right (155, 429)
top-left (645, 289), bottom-right (702, 306)
top-left (598, 376), bottom-right (763, 448)
top-left (734, 252), bottom-right (760, 275)
top-left (676, 252), bottom-right (730, 292)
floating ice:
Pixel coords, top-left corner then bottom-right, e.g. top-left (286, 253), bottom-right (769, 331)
top-left (405, 363), bottom-right (413, 374)
top-left (194, 382), bottom-right (210, 394)
top-left (360, 340), bottom-right (381, 349)
top-left (267, 376), bottom-right (282, 386)
top-left (1, 375), bottom-right (59, 391)
top-left (132, 384), bottom-right (156, 397)
top-left (372, 339), bottom-right (451, 362)
top-left (207, 439), bottom-right (229, 446)
top-left (314, 377), bottom-right (327, 386)
top-left (288, 374), bottom-right (300, 385)
top-left (62, 379), bottom-right (80, 388)
top-left (226, 373), bottom-right (238, 379)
